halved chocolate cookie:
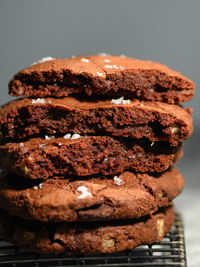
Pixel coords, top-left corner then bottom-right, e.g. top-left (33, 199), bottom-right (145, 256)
top-left (0, 136), bottom-right (182, 179)
top-left (8, 55), bottom-right (194, 103)
top-left (0, 96), bottom-right (193, 145)
top-left (0, 206), bottom-right (175, 254)
top-left (0, 167), bottom-right (183, 222)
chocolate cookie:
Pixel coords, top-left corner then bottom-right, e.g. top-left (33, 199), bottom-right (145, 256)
top-left (0, 206), bottom-right (175, 254)
top-left (0, 96), bottom-right (193, 145)
top-left (0, 167), bottom-right (183, 222)
top-left (8, 55), bottom-right (194, 104)
top-left (0, 136), bottom-right (182, 179)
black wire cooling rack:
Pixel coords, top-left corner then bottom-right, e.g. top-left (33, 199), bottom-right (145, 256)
top-left (0, 213), bottom-right (186, 267)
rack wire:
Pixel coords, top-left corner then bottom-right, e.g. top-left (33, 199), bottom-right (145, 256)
top-left (0, 213), bottom-right (186, 267)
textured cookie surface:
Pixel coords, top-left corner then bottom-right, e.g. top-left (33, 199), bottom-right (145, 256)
top-left (0, 97), bottom-right (193, 145)
top-left (8, 55), bottom-right (194, 103)
top-left (0, 136), bottom-right (182, 179)
top-left (0, 167), bottom-right (183, 222)
top-left (0, 207), bottom-right (175, 254)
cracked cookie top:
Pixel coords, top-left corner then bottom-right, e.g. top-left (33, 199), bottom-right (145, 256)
top-left (0, 96), bottom-right (193, 144)
top-left (0, 167), bottom-right (183, 222)
top-left (8, 55), bottom-right (194, 103)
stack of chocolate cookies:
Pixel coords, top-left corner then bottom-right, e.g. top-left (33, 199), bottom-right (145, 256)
top-left (0, 55), bottom-right (194, 254)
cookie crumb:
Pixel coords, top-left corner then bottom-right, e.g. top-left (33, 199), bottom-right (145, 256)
top-left (32, 98), bottom-right (46, 104)
top-left (81, 58), bottom-right (90, 63)
top-left (31, 57), bottom-right (54, 65)
top-left (114, 176), bottom-right (125, 186)
top-left (111, 97), bottom-right (131, 105)
top-left (77, 186), bottom-right (92, 199)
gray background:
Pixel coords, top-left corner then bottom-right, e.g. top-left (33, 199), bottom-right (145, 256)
top-left (0, 0), bottom-right (200, 265)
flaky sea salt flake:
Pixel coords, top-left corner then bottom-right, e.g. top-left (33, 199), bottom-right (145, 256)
top-left (31, 57), bottom-right (54, 65)
top-left (77, 186), bottom-right (92, 199)
top-left (113, 65), bottom-right (119, 69)
top-left (151, 141), bottom-right (155, 147)
top-left (39, 143), bottom-right (47, 149)
top-left (120, 54), bottom-right (127, 58)
top-left (71, 133), bottom-right (81, 140)
top-left (45, 135), bottom-right (55, 140)
top-left (39, 183), bottom-right (43, 189)
top-left (98, 53), bottom-right (110, 56)
top-left (114, 176), bottom-right (125, 186)
top-left (81, 58), bottom-right (90, 63)
top-left (128, 155), bottom-right (135, 159)
top-left (104, 65), bottom-right (113, 69)
top-left (96, 72), bottom-right (104, 77)
top-left (32, 98), bottom-right (46, 104)
top-left (63, 133), bottom-right (71, 139)
top-left (33, 186), bottom-right (39, 190)
top-left (111, 97), bottom-right (130, 105)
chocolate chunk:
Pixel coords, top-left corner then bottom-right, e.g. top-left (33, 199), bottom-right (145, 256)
top-left (0, 167), bottom-right (183, 222)
top-left (0, 206), bottom-right (175, 254)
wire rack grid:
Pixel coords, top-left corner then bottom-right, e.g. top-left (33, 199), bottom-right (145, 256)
top-left (0, 212), bottom-right (187, 267)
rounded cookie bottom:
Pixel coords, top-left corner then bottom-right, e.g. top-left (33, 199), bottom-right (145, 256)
top-left (0, 206), bottom-right (175, 254)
